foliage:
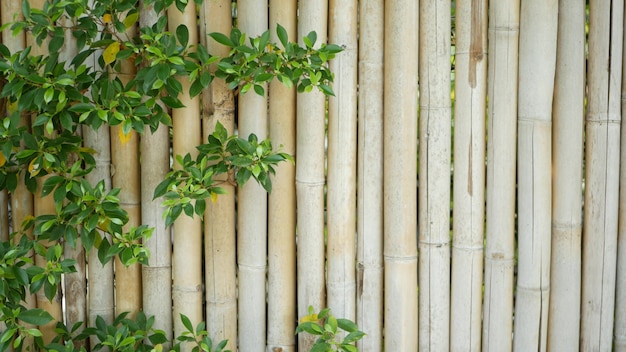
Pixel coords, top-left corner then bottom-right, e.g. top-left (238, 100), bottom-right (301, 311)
top-left (0, 0), bottom-right (341, 350)
top-left (296, 306), bottom-right (366, 352)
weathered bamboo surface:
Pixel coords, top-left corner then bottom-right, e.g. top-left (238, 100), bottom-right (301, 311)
top-left (3, 1), bottom-right (626, 351)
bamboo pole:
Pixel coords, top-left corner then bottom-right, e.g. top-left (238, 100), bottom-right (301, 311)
top-left (482, 0), bottom-right (519, 350)
top-left (0, 191), bottom-right (7, 240)
top-left (326, 0), bottom-right (357, 325)
top-left (546, 0), bottom-right (585, 350)
top-left (168, 4), bottom-right (203, 344)
top-left (139, 1), bottom-right (172, 345)
top-left (418, 0), bottom-right (452, 349)
top-left (57, 14), bottom-right (87, 346)
top-left (617, 5), bottom-right (626, 347)
top-left (295, 1), bottom-right (328, 350)
top-left (581, 0), bottom-right (624, 350)
top-left (513, 1), bottom-right (558, 349)
top-left (25, 0), bottom-right (63, 343)
top-left (198, 0), bottom-right (237, 346)
top-left (110, 14), bottom-right (141, 318)
top-left (383, 0), bottom-right (418, 351)
top-left (236, 2), bottom-right (268, 350)
top-left (356, 0), bottom-right (384, 350)
top-left (267, 1), bottom-right (297, 351)
top-left (82, 4), bottom-right (115, 347)
top-left (450, 0), bottom-right (487, 350)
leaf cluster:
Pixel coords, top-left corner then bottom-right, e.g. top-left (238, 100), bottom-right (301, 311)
top-left (296, 306), bottom-right (366, 352)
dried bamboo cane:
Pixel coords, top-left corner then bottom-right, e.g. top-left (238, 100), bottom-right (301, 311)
top-left (236, 2), bottom-right (269, 350)
top-left (168, 4), bottom-right (203, 345)
top-left (450, 0), bottom-right (487, 350)
top-left (110, 15), bottom-right (141, 317)
top-left (139, 1), bottom-right (172, 345)
top-left (326, 0), bottom-right (357, 325)
top-left (355, 0), bottom-right (384, 350)
top-left (617, 7), bottom-right (626, 347)
top-left (581, 0), bottom-right (624, 350)
top-left (25, 0), bottom-right (63, 343)
top-left (267, 1), bottom-right (297, 351)
top-left (296, 1), bottom-right (328, 350)
top-left (418, 0), bottom-right (452, 349)
top-left (482, 1), bottom-right (519, 350)
top-left (513, 1), bottom-right (558, 350)
top-left (546, 0), bottom-right (585, 350)
top-left (383, 0), bottom-right (418, 350)
top-left (198, 0), bottom-right (237, 346)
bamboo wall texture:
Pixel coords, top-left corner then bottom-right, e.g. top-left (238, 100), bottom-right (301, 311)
top-left (4, 0), bottom-right (626, 351)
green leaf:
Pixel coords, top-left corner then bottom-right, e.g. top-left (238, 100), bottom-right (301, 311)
top-left (180, 314), bottom-right (194, 333)
top-left (123, 12), bottom-right (139, 30)
top-left (276, 24), bottom-right (289, 48)
top-left (176, 24), bottom-right (189, 47)
top-left (18, 308), bottom-right (54, 326)
top-left (22, 0), bottom-right (31, 17)
top-left (153, 179), bottom-right (171, 199)
top-left (209, 32), bottom-right (234, 47)
top-left (253, 84), bottom-right (265, 96)
top-left (336, 318), bottom-right (358, 333)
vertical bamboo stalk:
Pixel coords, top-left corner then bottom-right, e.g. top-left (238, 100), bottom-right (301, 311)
top-left (356, 0), bottom-right (384, 350)
top-left (418, 0), bottom-right (452, 349)
top-left (513, 1), bottom-right (558, 350)
top-left (617, 4), bottom-right (626, 346)
top-left (581, 0), bottom-right (624, 350)
top-left (383, 0), bottom-right (418, 351)
top-left (236, 2), bottom-right (268, 350)
top-left (326, 0), bottom-right (357, 323)
top-left (168, 4), bottom-right (203, 344)
top-left (450, 0), bottom-right (487, 350)
top-left (110, 15), bottom-right (141, 317)
top-left (139, 1), bottom-right (172, 345)
top-left (296, 1), bottom-right (328, 350)
top-left (58, 14), bottom-right (87, 345)
top-left (26, 0), bottom-right (63, 343)
top-left (483, 0), bottom-right (519, 350)
top-left (198, 0), bottom-right (237, 346)
top-left (267, 1), bottom-right (297, 351)
top-left (547, 0), bottom-right (585, 350)
top-left (0, 191), bottom-right (7, 240)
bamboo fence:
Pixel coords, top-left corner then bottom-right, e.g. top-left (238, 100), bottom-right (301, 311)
top-left (3, 0), bottom-right (626, 351)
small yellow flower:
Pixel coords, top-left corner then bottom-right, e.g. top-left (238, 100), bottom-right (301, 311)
top-left (300, 313), bottom-right (318, 323)
top-left (103, 13), bottom-right (112, 25)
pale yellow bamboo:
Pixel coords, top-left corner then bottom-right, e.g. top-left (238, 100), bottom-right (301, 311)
top-left (617, 5), bottom-right (626, 347)
top-left (296, 1), bottom-right (328, 350)
top-left (418, 0), bottom-right (452, 349)
top-left (356, 0), bottom-right (384, 350)
top-left (581, 0), bottom-right (624, 350)
top-left (83, 6), bottom-right (115, 346)
top-left (58, 15), bottom-right (87, 346)
top-left (513, 1), bottom-right (558, 350)
top-left (168, 5), bottom-right (203, 345)
top-left (450, 0), bottom-right (487, 350)
top-left (199, 0), bottom-right (237, 346)
top-left (110, 18), bottom-right (141, 317)
top-left (267, 1), bottom-right (297, 351)
top-left (546, 0), bottom-right (585, 350)
top-left (139, 1), bottom-right (172, 345)
top-left (482, 0), bottom-right (519, 350)
top-left (383, 1), bottom-right (418, 351)
top-left (25, 0), bottom-right (62, 343)
top-left (326, 0), bottom-right (357, 325)
top-left (235, 2), bottom-right (269, 350)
